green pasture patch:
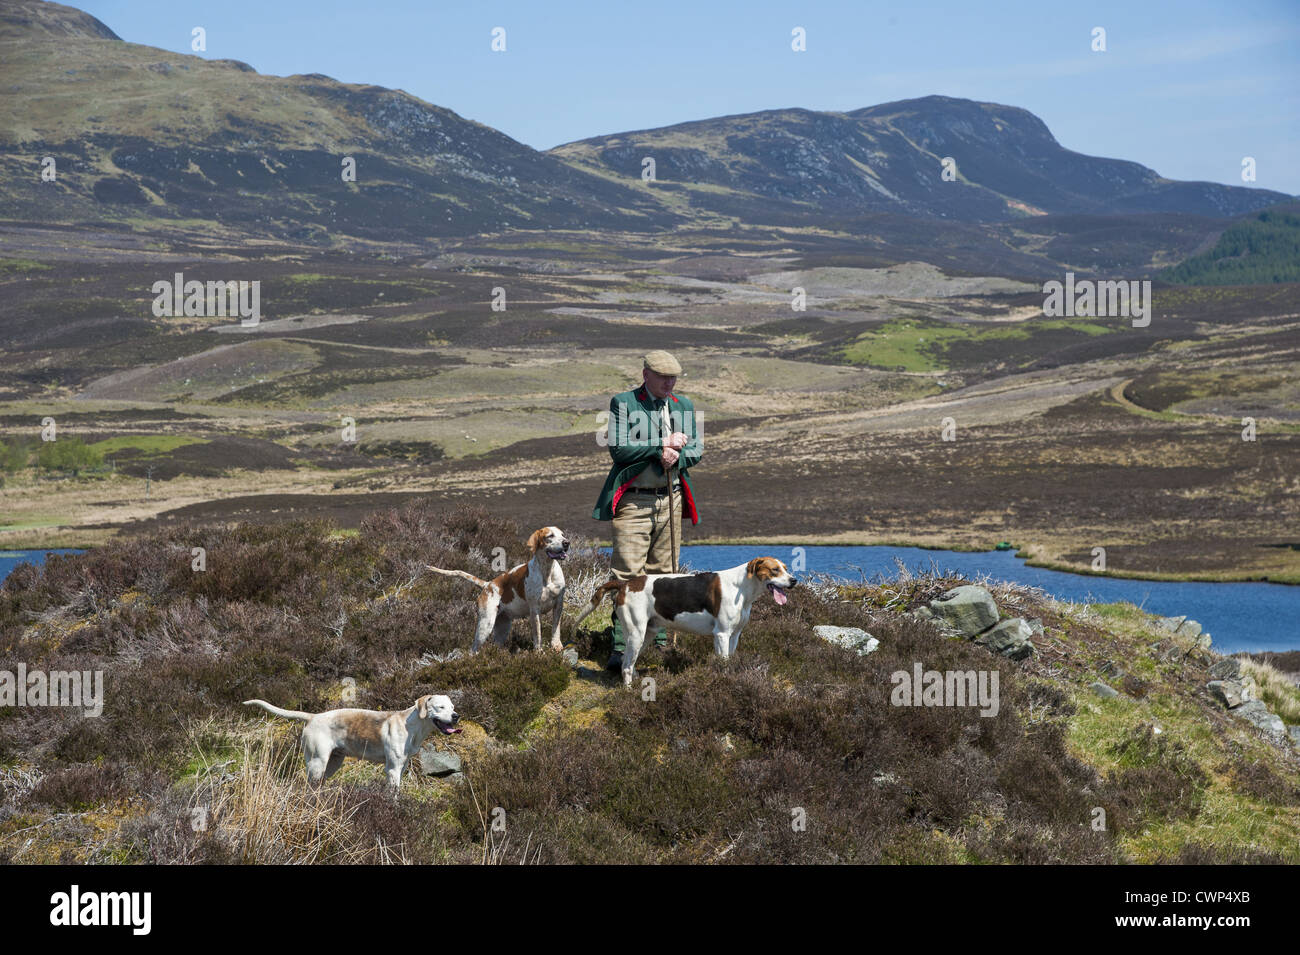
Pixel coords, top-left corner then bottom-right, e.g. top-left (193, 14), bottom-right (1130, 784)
top-left (839, 316), bottom-right (1114, 372)
top-left (89, 434), bottom-right (207, 455)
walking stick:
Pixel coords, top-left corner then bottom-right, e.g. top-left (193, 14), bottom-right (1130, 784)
top-left (666, 463), bottom-right (678, 573)
top-left (661, 405), bottom-right (678, 574)
top-left (663, 405), bottom-right (679, 649)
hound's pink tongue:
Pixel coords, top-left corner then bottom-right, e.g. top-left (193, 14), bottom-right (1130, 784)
top-left (771, 587), bottom-right (788, 606)
top-left (442, 725), bottom-right (462, 735)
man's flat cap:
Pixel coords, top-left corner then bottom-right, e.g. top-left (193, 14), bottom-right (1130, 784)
top-left (643, 350), bottom-right (682, 376)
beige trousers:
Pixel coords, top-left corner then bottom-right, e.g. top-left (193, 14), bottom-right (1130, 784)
top-left (611, 488), bottom-right (683, 580)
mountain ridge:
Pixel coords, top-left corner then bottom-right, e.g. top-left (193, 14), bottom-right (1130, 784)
top-left (0, 0), bottom-right (1292, 263)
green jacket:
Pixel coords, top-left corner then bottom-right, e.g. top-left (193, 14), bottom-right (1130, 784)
top-left (592, 385), bottom-right (702, 524)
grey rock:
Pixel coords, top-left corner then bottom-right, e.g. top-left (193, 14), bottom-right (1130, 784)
top-left (1209, 658), bottom-right (1241, 681)
top-left (1195, 632), bottom-right (1212, 650)
top-left (912, 606), bottom-right (934, 620)
top-left (872, 772), bottom-right (900, 787)
top-left (929, 585), bottom-right (999, 637)
top-left (813, 625), bottom-right (880, 655)
top-left (560, 646), bottom-right (580, 667)
top-left (1098, 660), bottom-right (1125, 681)
top-left (1158, 615), bottom-right (1203, 639)
top-left (1233, 701), bottom-right (1287, 739)
top-left (1090, 681), bottom-right (1119, 699)
top-left (1289, 726), bottom-right (1300, 748)
top-left (974, 617), bottom-right (1036, 661)
top-left (419, 746), bottom-right (463, 777)
top-left (1207, 680), bottom-right (1253, 709)
top-left (1026, 618), bottom-right (1045, 637)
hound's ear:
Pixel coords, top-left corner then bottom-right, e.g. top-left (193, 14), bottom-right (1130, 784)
top-left (527, 528), bottom-right (547, 554)
top-left (417, 696), bottom-right (429, 719)
top-left (746, 558), bottom-right (760, 578)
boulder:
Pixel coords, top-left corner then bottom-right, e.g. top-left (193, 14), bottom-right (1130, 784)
top-left (1290, 726), bottom-right (1300, 749)
top-left (1207, 680), bottom-right (1252, 709)
top-left (419, 746), bottom-right (463, 777)
top-left (813, 625), bottom-right (879, 656)
top-left (1157, 615), bottom-right (1201, 636)
top-left (1090, 681), bottom-right (1119, 699)
top-left (929, 586), bottom-right (999, 637)
top-left (1233, 701), bottom-right (1287, 740)
top-left (974, 617), bottom-right (1036, 661)
top-left (1209, 658), bottom-right (1241, 681)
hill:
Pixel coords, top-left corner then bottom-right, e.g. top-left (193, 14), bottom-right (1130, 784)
top-left (0, 1), bottom-right (1291, 262)
top-left (2, 502), bottom-right (1298, 863)
top-left (0, 1), bottom-right (670, 242)
top-left (550, 94), bottom-right (1291, 225)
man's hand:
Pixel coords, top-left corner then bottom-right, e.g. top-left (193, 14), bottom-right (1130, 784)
top-left (661, 447), bottom-right (680, 468)
top-left (665, 431), bottom-right (689, 450)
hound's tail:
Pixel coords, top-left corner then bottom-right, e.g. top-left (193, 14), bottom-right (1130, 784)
top-left (243, 699), bottom-right (314, 722)
top-left (426, 565), bottom-right (489, 589)
top-left (573, 579), bottom-right (626, 629)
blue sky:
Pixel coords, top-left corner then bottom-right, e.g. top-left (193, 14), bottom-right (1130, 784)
top-left (76, 0), bottom-right (1300, 195)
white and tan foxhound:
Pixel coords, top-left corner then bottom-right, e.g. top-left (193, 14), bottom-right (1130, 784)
top-left (427, 526), bottom-right (569, 653)
top-left (242, 694), bottom-right (461, 788)
top-left (574, 557), bottom-right (798, 687)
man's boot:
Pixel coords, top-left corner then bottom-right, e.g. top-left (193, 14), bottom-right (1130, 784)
top-left (605, 618), bottom-right (624, 672)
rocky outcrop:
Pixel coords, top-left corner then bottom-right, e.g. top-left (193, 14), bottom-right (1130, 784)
top-left (921, 585), bottom-right (1037, 661)
top-left (1209, 658), bottom-right (1242, 681)
top-left (975, 618), bottom-right (1036, 661)
top-left (419, 747), bottom-right (463, 778)
top-left (1159, 615), bottom-right (1212, 649)
top-left (1232, 701), bottom-right (1287, 740)
top-left (813, 625), bottom-right (880, 656)
top-left (929, 586), bottom-right (999, 637)
top-left (1207, 679), bottom-right (1255, 709)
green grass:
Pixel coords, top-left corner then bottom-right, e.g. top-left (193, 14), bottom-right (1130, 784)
top-left (0, 515), bottom-right (64, 531)
top-left (0, 258), bottom-right (51, 273)
top-left (88, 434), bottom-right (207, 455)
top-left (839, 317), bottom-right (1113, 372)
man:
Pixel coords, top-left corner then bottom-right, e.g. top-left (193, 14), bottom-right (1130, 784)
top-left (592, 350), bottom-right (703, 670)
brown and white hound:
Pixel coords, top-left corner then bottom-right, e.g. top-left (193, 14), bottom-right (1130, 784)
top-left (242, 694), bottom-right (461, 789)
top-left (574, 557), bottom-right (798, 687)
top-left (427, 526), bottom-right (569, 653)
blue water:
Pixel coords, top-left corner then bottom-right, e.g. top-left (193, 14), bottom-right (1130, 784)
top-left (0, 549), bottom-right (83, 582)
top-left (4, 546), bottom-right (1297, 654)
top-left (676, 545), bottom-right (1300, 655)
